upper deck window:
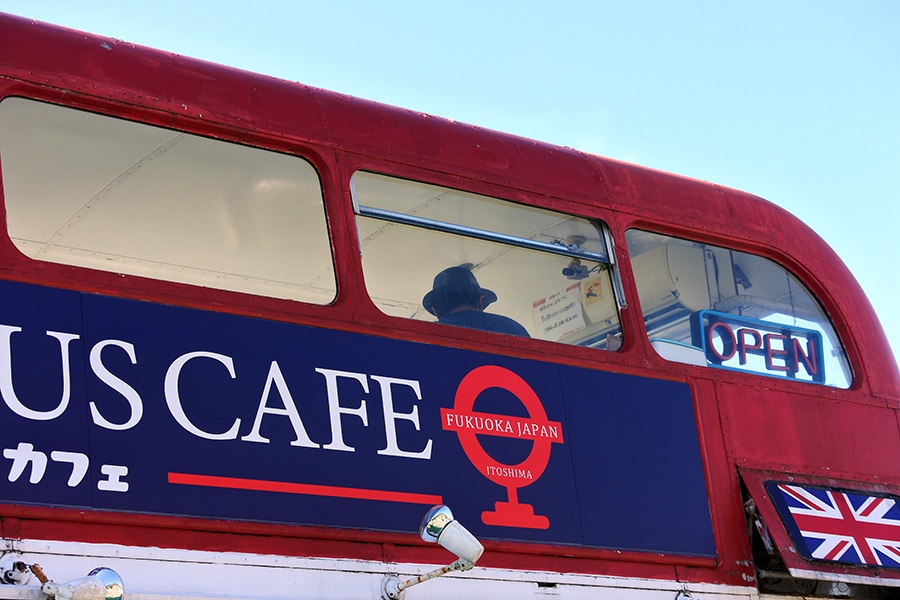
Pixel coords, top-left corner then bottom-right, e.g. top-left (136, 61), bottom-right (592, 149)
top-left (0, 98), bottom-right (336, 304)
top-left (352, 172), bottom-right (624, 348)
top-left (625, 229), bottom-right (852, 388)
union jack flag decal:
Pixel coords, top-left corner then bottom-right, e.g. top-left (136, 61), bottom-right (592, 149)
top-left (769, 482), bottom-right (900, 568)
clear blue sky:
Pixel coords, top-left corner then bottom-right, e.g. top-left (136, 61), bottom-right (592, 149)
top-left (4, 1), bottom-right (898, 363)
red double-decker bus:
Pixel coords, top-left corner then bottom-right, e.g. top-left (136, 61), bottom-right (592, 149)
top-left (0, 12), bottom-right (897, 600)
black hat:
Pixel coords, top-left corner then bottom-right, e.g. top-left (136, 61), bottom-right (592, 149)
top-left (422, 266), bottom-right (497, 316)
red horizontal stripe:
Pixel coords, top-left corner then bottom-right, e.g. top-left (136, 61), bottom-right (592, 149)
top-left (168, 472), bottom-right (442, 505)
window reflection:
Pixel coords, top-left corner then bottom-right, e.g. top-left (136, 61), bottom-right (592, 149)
top-left (353, 172), bottom-right (623, 348)
top-left (0, 98), bottom-right (336, 303)
top-left (625, 230), bottom-right (851, 387)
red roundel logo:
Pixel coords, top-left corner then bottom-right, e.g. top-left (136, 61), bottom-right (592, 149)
top-left (441, 365), bottom-right (564, 529)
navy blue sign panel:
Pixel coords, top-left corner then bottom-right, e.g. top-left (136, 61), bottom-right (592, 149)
top-left (0, 280), bottom-right (714, 557)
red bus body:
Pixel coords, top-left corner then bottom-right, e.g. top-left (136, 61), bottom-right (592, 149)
top-left (0, 13), bottom-right (897, 600)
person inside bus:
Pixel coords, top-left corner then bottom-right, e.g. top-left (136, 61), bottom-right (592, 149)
top-left (423, 265), bottom-right (530, 337)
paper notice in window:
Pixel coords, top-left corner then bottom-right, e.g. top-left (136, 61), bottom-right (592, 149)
top-left (533, 282), bottom-right (586, 341)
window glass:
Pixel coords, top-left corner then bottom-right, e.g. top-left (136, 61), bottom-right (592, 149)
top-left (353, 172), bottom-right (623, 348)
top-left (625, 229), bottom-right (852, 387)
top-left (0, 98), bottom-right (336, 303)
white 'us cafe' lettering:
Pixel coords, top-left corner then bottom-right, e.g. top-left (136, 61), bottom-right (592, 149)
top-left (0, 325), bottom-right (434, 460)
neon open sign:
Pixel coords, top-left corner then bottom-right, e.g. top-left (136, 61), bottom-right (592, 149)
top-left (697, 310), bottom-right (825, 383)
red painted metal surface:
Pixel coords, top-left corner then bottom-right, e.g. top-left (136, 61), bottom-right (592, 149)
top-left (0, 11), bottom-right (898, 592)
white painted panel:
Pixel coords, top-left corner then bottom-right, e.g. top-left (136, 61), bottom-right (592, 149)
top-left (0, 539), bottom-right (756, 600)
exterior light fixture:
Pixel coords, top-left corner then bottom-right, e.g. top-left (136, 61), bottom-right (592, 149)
top-left (41, 567), bottom-right (124, 600)
top-left (0, 553), bottom-right (31, 585)
top-left (381, 504), bottom-right (484, 599)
